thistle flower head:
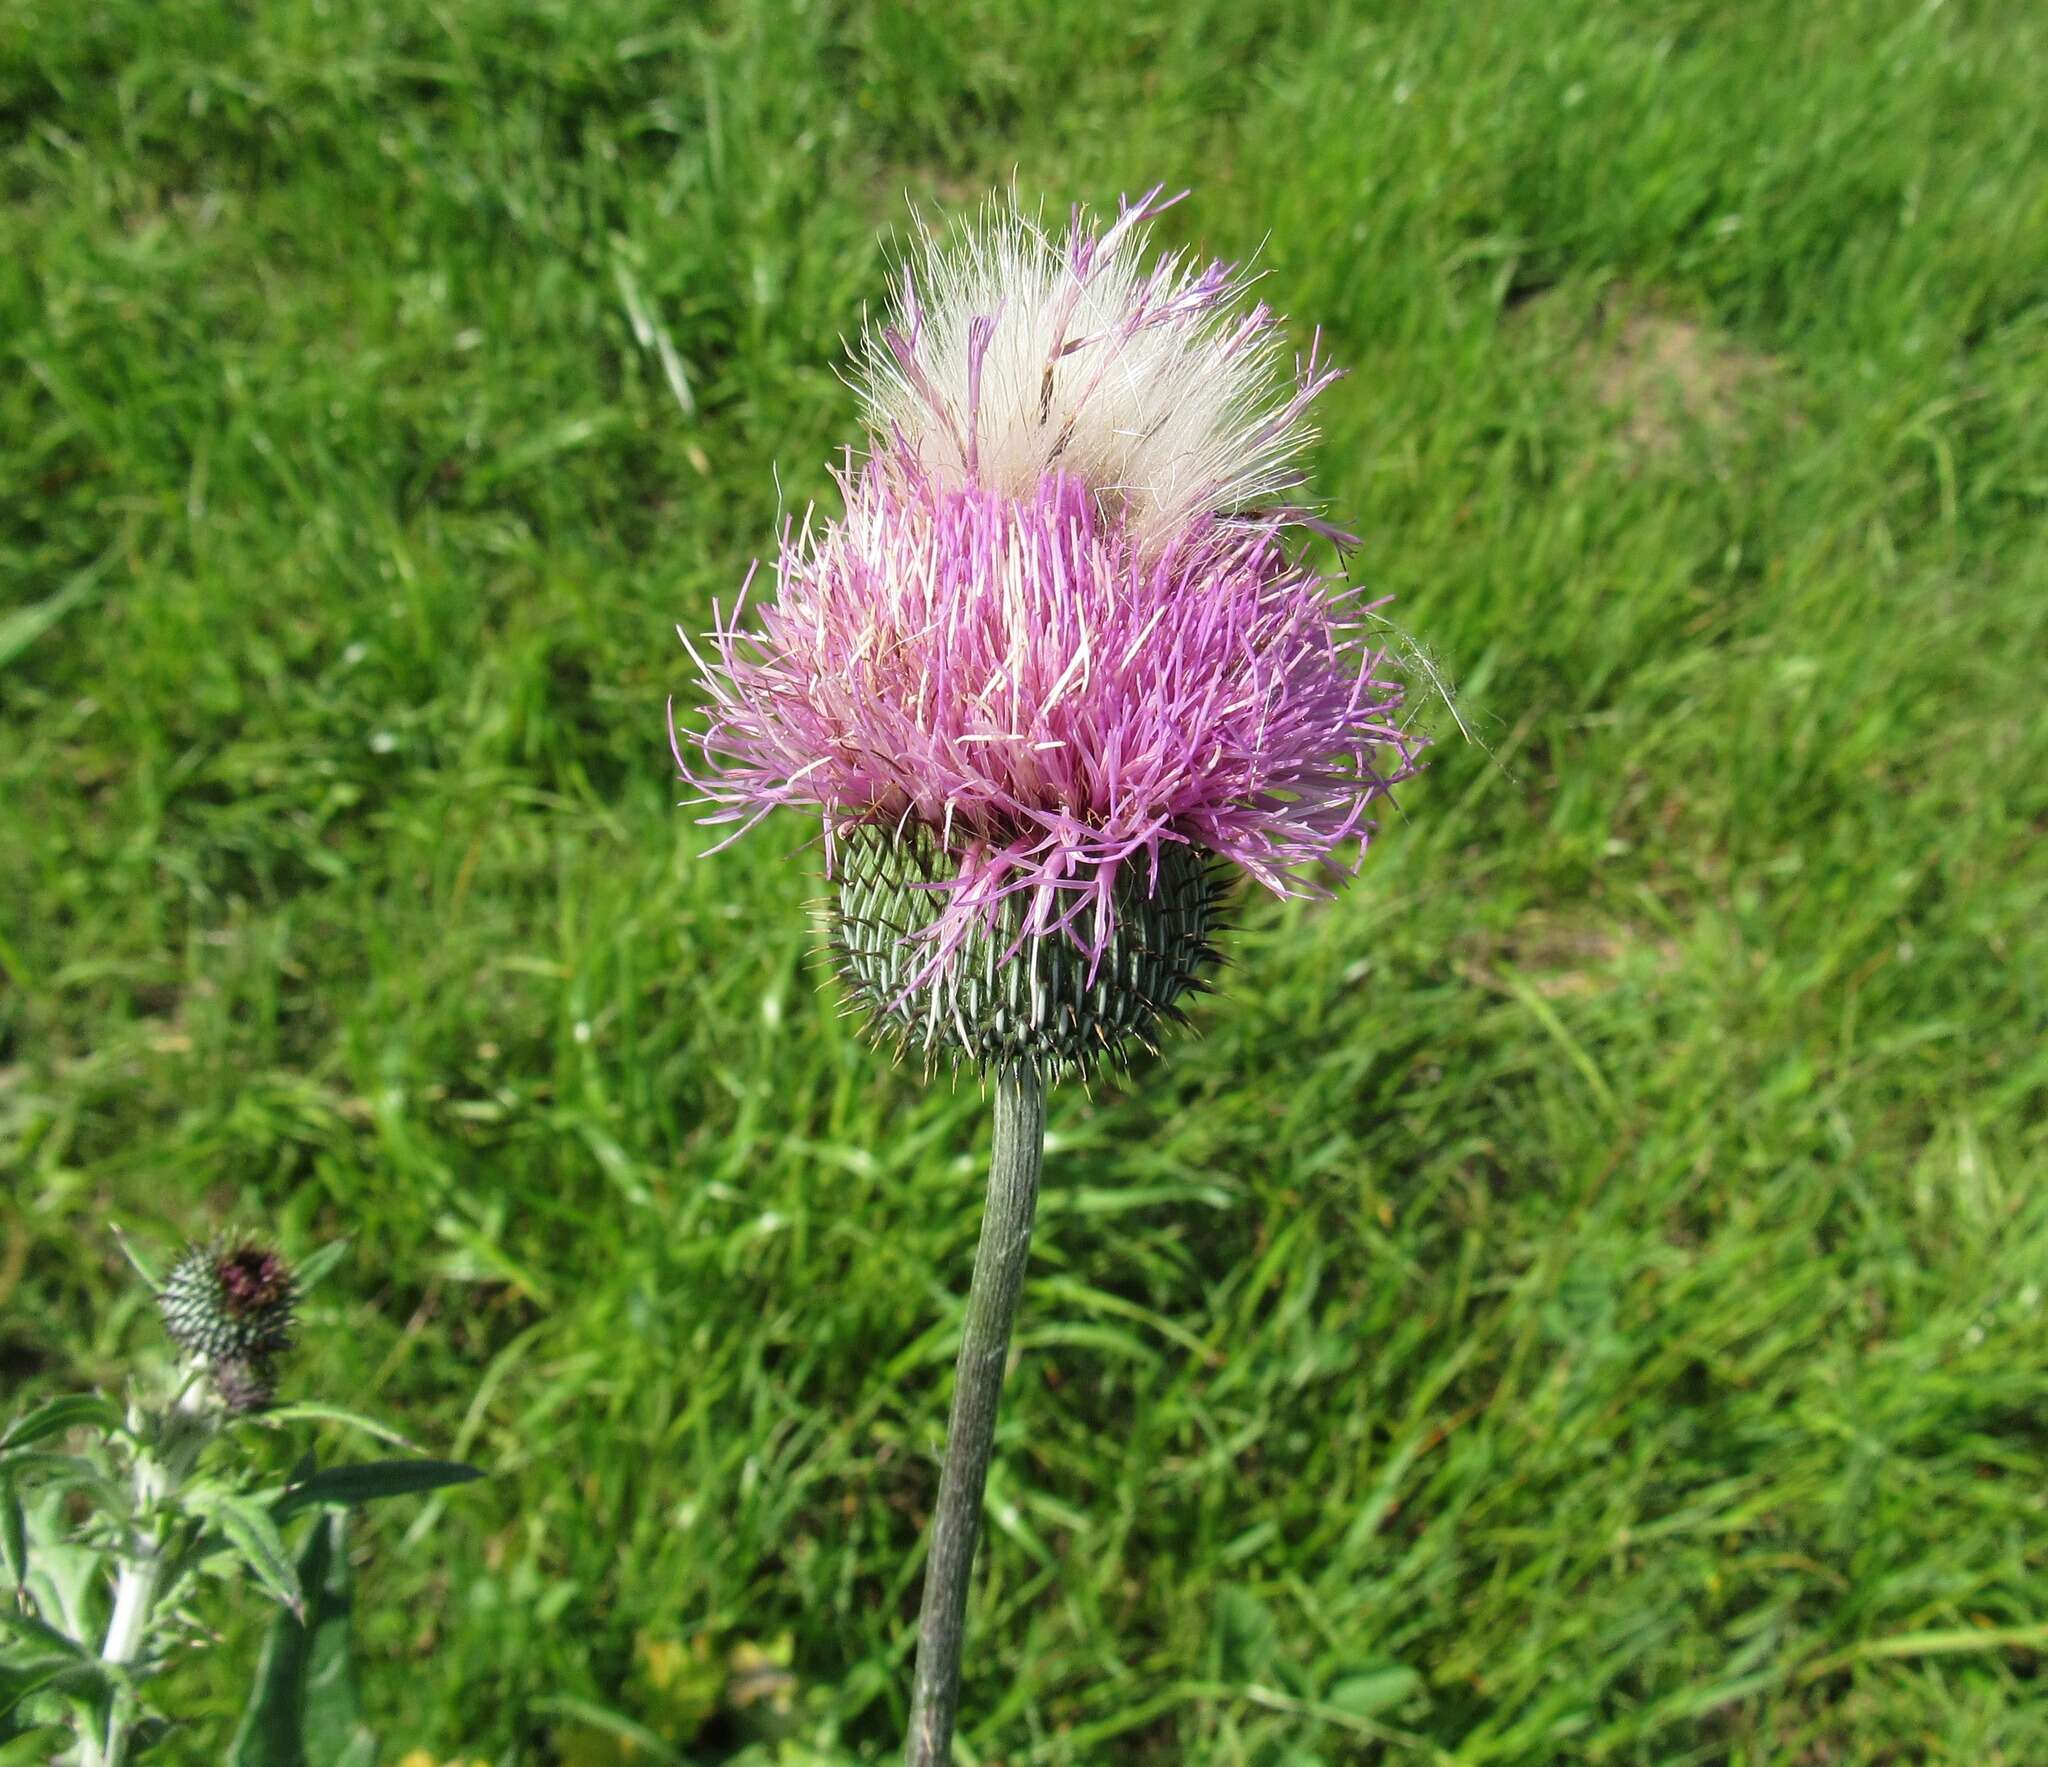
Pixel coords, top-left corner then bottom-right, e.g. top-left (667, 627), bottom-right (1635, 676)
top-left (675, 190), bottom-right (1420, 1075)
top-left (159, 1239), bottom-right (298, 1365)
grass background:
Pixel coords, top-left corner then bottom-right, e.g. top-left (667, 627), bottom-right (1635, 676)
top-left (4, 0), bottom-right (2046, 1760)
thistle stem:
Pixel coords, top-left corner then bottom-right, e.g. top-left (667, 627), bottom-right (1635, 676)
top-left (86, 1387), bottom-right (205, 1767)
top-left (903, 1064), bottom-right (1046, 1767)
top-left (92, 1545), bottom-right (161, 1767)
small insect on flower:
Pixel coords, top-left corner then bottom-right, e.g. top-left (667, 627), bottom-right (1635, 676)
top-left (159, 1240), bottom-right (299, 1365)
top-left (674, 189), bottom-right (1419, 1076)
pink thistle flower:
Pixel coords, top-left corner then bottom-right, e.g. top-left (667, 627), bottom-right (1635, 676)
top-left (680, 458), bottom-right (1410, 970)
top-left (673, 189), bottom-right (1420, 1062)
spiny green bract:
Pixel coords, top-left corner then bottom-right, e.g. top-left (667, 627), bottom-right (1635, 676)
top-left (829, 829), bottom-right (1225, 1079)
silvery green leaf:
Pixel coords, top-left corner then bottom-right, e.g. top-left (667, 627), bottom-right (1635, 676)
top-left (229, 1512), bottom-right (377, 1767)
top-left (0, 1608), bottom-right (87, 1661)
top-left (200, 1498), bottom-right (302, 1620)
top-left (22, 1522), bottom-right (105, 1650)
top-left (252, 1405), bottom-right (421, 1453)
top-left (0, 1397), bottom-right (120, 1457)
top-left (275, 1459), bottom-right (482, 1519)
top-left (0, 1656), bottom-right (72, 1726)
top-left (1, 1454), bottom-right (120, 1512)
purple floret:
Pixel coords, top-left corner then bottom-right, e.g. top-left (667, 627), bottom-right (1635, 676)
top-left (674, 451), bottom-right (1416, 982)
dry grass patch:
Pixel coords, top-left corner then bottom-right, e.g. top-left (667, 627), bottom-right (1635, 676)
top-left (1522, 285), bottom-right (1797, 458)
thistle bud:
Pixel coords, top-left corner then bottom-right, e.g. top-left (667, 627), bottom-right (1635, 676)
top-left (158, 1241), bottom-right (298, 1365)
top-left (207, 1355), bottom-right (281, 1416)
top-left (833, 828), bottom-right (1222, 1077)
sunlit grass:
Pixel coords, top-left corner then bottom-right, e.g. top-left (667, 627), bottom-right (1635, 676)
top-left (5, 0), bottom-right (2045, 1760)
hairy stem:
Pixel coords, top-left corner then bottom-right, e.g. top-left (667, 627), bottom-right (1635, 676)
top-left (903, 1065), bottom-right (1046, 1767)
top-left (86, 1388), bottom-right (203, 1767)
top-left (81, 1477), bottom-right (161, 1767)
top-left (92, 1545), bottom-right (161, 1767)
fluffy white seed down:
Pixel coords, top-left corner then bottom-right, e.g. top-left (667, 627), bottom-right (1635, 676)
top-left (858, 191), bottom-right (1333, 552)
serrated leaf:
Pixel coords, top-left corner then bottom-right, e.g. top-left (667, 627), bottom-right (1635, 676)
top-left (275, 1459), bottom-right (482, 1519)
top-left (0, 1608), bottom-right (89, 1661)
top-left (0, 1454), bottom-right (121, 1515)
top-left (54, 1658), bottom-right (117, 1730)
top-left (0, 1397), bottom-right (120, 1457)
top-left (22, 1532), bottom-right (105, 1652)
top-left (0, 1656), bottom-right (110, 1734)
top-left (3, 1452), bottom-right (106, 1486)
top-left (0, 1656), bottom-right (71, 1722)
top-left (228, 1512), bottom-right (377, 1767)
top-left (154, 1511), bottom-right (218, 1615)
top-left (206, 1499), bottom-right (303, 1619)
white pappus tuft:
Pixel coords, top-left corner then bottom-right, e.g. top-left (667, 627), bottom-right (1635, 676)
top-left (858, 185), bottom-right (1343, 553)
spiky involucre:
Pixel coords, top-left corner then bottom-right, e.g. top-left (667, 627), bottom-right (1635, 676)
top-left (860, 186), bottom-right (1339, 555)
top-left (158, 1240), bottom-right (298, 1364)
top-left (833, 824), bottom-right (1224, 1078)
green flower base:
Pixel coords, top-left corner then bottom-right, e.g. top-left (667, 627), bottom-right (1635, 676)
top-left (829, 828), bottom-right (1224, 1079)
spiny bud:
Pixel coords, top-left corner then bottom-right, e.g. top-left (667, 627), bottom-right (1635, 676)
top-left (831, 828), bottom-right (1223, 1079)
top-left (158, 1240), bottom-right (298, 1365)
top-left (208, 1355), bottom-right (280, 1416)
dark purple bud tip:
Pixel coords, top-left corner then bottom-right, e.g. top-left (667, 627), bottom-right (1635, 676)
top-left (216, 1247), bottom-right (293, 1318)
